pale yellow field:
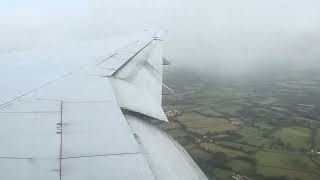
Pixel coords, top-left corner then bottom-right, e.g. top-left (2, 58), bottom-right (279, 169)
top-left (181, 117), bottom-right (238, 134)
top-left (159, 122), bottom-right (181, 130)
top-left (198, 109), bottom-right (224, 117)
top-left (176, 112), bottom-right (205, 122)
top-left (200, 143), bottom-right (247, 158)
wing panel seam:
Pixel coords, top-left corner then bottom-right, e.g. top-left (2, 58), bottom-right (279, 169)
top-left (59, 101), bottom-right (63, 180)
top-left (111, 39), bottom-right (155, 76)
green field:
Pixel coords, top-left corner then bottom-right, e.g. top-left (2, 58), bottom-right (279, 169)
top-left (256, 166), bottom-right (319, 180)
top-left (215, 105), bottom-right (243, 116)
top-left (228, 159), bottom-right (254, 174)
top-left (216, 141), bottom-right (259, 153)
top-left (237, 127), bottom-right (273, 147)
top-left (255, 150), bottom-right (320, 180)
top-left (254, 122), bottom-right (274, 130)
top-left (315, 128), bottom-right (320, 150)
top-left (255, 151), bottom-right (319, 174)
top-left (162, 67), bottom-right (320, 180)
top-left (273, 127), bottom-right (311, 150)
top-left (187, 147), bottom-right (214, 161)
top-left (212, 168), bottom-right (234, 180)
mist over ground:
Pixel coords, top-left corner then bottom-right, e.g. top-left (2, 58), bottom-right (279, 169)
top-left (1, 0), bottom-right (320, 75)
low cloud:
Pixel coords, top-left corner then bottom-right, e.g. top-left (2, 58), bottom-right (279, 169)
top-left (1, 0), bottom-right (320, 74)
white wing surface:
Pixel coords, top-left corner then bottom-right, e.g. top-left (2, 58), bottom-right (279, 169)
top-left (0, 32), bottom-right (208, 180)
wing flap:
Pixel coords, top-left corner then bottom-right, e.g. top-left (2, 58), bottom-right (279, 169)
top-left (109, 40), bottom-right (168, 121)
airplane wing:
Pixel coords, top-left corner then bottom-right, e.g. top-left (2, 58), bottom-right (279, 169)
top-left (0, 32), bottom-right (208, 180)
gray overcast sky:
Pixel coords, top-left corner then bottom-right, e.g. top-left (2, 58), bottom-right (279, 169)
top-left (1, 0), bottom-right (320, 74)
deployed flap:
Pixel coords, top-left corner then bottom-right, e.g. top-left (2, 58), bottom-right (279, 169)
top-left (162, 57), bottom-right (171, 65)
top-left (109, 40), bottom-right (168, 121)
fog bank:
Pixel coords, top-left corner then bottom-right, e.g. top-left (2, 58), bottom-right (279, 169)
top-left (1, 0), bottom-right (320, 75)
